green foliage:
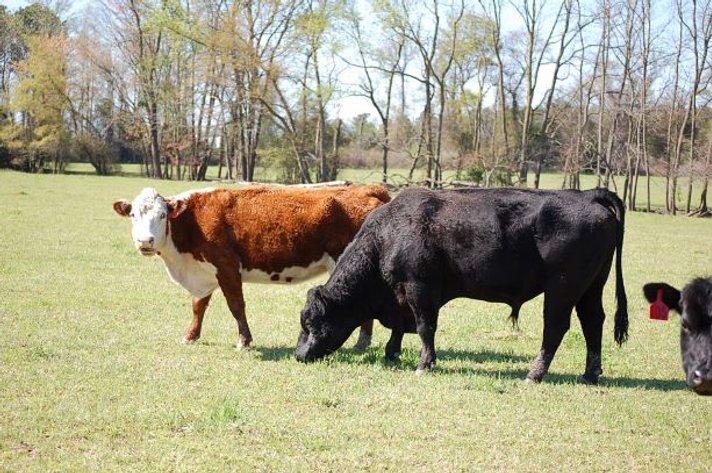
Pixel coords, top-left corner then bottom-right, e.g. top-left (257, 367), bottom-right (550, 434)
top-left (0, 34), bottom-right (69, 173)
top-left (0, 5), bottom-right (23, 66)
top-left (72, 133), bottom-right (121, 176)
top-left (372, 0), bottom-right (408, 31)
top-left (260, 145), bottom-right (300, 184)
top-left (296, 8), bottom-right (330, 40)
top-left (13, 3), bottom-right (63, 37)
top-left (1, 171), bottom-right (711, 471)
top-left (463, 162), bottom-right (484, 184)
top-left (462, 163), bottom-right (511, 186)
top-left (451, 13), bottom-right (494, 64)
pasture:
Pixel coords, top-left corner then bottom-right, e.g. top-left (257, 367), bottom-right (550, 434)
top-left (1, 170), bottom-right (710, 471)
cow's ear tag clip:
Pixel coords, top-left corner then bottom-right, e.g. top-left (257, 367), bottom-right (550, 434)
top-left (649, 288), bottom-right (669, 321)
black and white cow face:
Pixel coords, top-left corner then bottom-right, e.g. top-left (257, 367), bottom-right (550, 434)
top-left (295, 287), bottom-right (358, 362)
top-left (113, 188), bottom-right (178, 256)
top-left (644, 279), bottom-right (712, 396)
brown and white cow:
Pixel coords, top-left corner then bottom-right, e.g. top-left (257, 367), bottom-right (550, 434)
top-left (113, 184), bottom-right (390, 349)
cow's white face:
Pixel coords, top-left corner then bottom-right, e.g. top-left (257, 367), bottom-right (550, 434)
top-left (113, 188), bottom-right (172, 256)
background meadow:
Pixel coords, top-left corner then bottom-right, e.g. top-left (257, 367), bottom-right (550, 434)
top-left (1, 170), bottom-right (710, 471)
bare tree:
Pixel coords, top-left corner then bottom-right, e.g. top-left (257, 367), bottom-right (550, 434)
top-left (346, 2), bottom-right (405, 183)
top-left (533, 0), bottom-right (578, 189)
top-left (668, 0), bottom-right (712, 214)
top-left (511, 0), bottom-right (571, 185)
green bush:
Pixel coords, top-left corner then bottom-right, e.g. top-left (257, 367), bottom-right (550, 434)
top-left (464, 163), bottom-right (484, 183)
top-left (261, 146), bottom-right (300, 184)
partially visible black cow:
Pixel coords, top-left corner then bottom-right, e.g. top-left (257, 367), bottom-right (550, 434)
top-left (643, 279), bottom-right (712, 395)
top-left (295, 187), bottom-right (628, 384)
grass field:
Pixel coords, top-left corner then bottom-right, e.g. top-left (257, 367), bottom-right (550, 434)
top-left (1, 170), bottom-right (710, 471)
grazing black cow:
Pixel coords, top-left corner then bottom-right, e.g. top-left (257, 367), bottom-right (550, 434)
top-left (295, 187), bottom-right (628, 384)
top-left (643, 279), bottom-right (712, 395)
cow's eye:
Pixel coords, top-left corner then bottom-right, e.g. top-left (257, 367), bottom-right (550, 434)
top-left (129, 212), bottom-right (136, 218)
top-left (159, 212), bottom-right (166, 219)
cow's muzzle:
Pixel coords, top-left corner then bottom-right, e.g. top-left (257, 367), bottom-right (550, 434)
top-left (136, 238), bottom-right (156, 256)
top-left (295, 331), bottom-right (315, 363)
top-left (138, 247), bottom-right (156, 256)
top-left (691, 370), bottom-right (712, 396)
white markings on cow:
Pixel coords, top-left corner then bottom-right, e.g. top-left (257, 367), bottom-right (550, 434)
top-left (172, 187), bottom-right (216, 201)
top-left (159, 236), bottom-right (219, 299)
top-left (240, 253), bottom-right (336, 284)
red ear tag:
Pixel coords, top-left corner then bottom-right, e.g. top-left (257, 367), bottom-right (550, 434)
top-left (649, 288), bottom-right (669, 321)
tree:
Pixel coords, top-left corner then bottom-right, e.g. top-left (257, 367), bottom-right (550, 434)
top-left (667, 0), bottom-right (712, 214)
top-left (294, 0), bottom-right (343, 182)
top-left (0, 34), bottom-right (69, 172)
top-left (505, 0), bottom-right (574, 186)
top-left (347, 0), bottom-right (406, 183)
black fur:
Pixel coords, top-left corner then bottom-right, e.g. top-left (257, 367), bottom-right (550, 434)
top-left (295, 187), bottom-right (628, 384)
top-left (644, 278), bottom-right (712, 395)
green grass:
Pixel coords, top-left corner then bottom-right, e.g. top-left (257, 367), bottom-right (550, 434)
top-left (1, 170), bottom-right (710, 472)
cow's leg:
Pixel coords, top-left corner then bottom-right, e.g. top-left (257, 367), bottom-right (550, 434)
top-left (575, 281), bottom-right (607, 385)
top-left (217, 272), bottom-right (253, 349)
top-left (353, 319), bottom-right (373, 352)
top-left (183, 293), bottom-right (212, 344)
top-left (527, 294), bottom-right (573, 382)
top-left (415, 320), bottom-right (437, 374)
top-left (405, 283), bottom-right (439, 374)
top-left (385, 328), bottom-right (404, 363)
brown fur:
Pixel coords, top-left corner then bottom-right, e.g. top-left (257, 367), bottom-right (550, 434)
top-left (170, 185), bottom-right (389, 273)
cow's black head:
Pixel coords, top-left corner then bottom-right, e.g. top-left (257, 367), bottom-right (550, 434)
top-left (644, 279), bottom-right (712, 396)
top-left (295, 286), bottom-right (358, 363)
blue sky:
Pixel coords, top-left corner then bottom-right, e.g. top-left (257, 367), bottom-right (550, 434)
top-left (1, 0), bottom-right (86, 13)
top-left (2, 0), bottom-right (34, 11)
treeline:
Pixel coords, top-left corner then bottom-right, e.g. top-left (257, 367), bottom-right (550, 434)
top-left (0, 1), bottom-right (711, 214)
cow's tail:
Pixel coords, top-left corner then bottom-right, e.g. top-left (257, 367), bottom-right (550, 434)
top-left (592, 189), bottom-right (628, 346)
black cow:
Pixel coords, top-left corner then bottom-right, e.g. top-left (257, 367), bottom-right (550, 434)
top-left (295, 187), bottom-right (628, 384)
top-left (643, 279), bottom-right (712, 395)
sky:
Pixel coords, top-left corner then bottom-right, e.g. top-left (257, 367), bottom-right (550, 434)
top-left (1, 0), bottom-right (86, 14)
top-left (2, 0), bottom-right (44, 11)
top-left (1, 0), bottom-right (28, 9)
top-left (0, 0), bottom-right (565, 122)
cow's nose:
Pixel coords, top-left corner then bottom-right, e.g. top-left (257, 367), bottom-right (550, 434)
top-left (137, 237), bottom-right (155, 247)
top-left (691, 370), bottom-right (712, 396)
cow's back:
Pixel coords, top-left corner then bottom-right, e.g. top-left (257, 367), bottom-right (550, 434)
top-left (174, 185), bottom-right (389, 275)
top-left (374, 187), bottom-right (619, 305)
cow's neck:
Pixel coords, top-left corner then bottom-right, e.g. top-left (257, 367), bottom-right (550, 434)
top-left (157, 221), bottom-right (218, 299)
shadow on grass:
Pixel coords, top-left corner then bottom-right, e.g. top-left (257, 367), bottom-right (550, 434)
top-left (252, 345), bottom-right (295, 361)
top-left (392, 357), bottom-right (688, 392)
top-left (252, 344), bottom-right (688, 392)
top-left (252, 345), bottom-right (529, 364)
top-left (63, 169), bottom-right (99, 176)
top-left (453, 368), bottom-right (686, 392)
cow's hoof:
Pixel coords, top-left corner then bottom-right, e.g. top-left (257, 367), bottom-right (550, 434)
top-left (577, 374), bottom-right (599, 385)
top-left (415, 361), bottom-right (435, 375)
top-left (353, 332), bottom-right (372, 352)
top-left (182, 336), bottom-right (199, 345)
top-left (524, 376), bottom-right (542, 384)
top-left (385, 352), bottom-right (401, 364)
top-left (236, 339), bottom-right (252, 350)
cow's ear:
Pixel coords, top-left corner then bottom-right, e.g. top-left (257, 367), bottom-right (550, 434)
top-left (166, 199), bottom-right (187, 219)
top-left (113, 200), bottom-right (132, 217)
top-left (304, 286), bottom-right (327, 322)
top-left (643, 282), bottom-right (682, 313)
